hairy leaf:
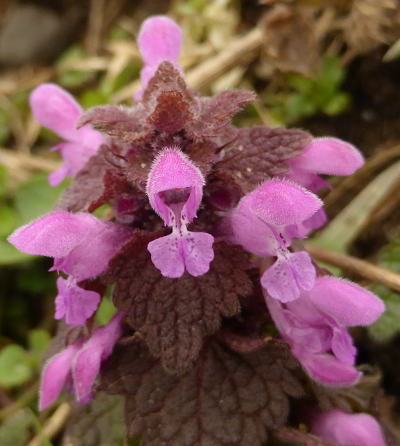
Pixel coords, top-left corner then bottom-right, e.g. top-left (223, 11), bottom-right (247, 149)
top-left (100, 338), bottom-right (305, 446)
top-left (62, 393), bottom-right (126, 446)
top-left (147, 90), bottom-right (193, 134)
top-left (218, 126), bottom-right (312, 192)
top-left (57, 145), bottom-right (134, 213)
top-left (142, 61), bottom-right (197, 119)
top-left (273, 427), bottom-right (339, 446)
top-left (187, 91), bottom-right (256, 138)
top-left (78, 105), bottom-right (152, 143)
top-left (104, 233), bottom-right (252, 373)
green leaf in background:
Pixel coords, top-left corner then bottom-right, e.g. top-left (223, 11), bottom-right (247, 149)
top-left (15, 174), bottom-right (68, 225)
top-left (0, 240), bottom-right (29, 265)
top-left (369, 285), bottom-right (400, 342)
top-left (0, 345), bottom-right (32, 388)
top-left (0, 164), bottom-right (9, 196)
top-left (96, 293), bottom-right (117, 326)
top-left (57, 45), bottom-right (95, 88)
top-left (322, 92), bottom-right (351, 116)
top-left (0, 206), bottom-right (18, 237)
top-left (28, 329), bottom-right (51, 361)
top-left (0, 409), bottom-right (35, 446)
top-left (287, 75), bottom-right (314, 96)
top-left (92, 203), bottom-right (111, 220)
top-left (284, 93), bottom-right (317, 122)
top-left (317, 56), bottom-right (345, 93)
top-left (281, 56), bottom-right (350, 124)
top-left (79, 89), bottom-right (110, 109)
top-left (368, 237), bottom-right (400, 342)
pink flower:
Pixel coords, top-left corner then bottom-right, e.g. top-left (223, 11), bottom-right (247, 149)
top-left (311, 409), bottom-right (386, 446)
top-left (135, 16), bottom-right (183, 101)
top-left (287, 137), bottom-right (364, 192)
top-left (146, 148), bottom-right (214, 278)
top-left (54, 277), bottom-right (101, 327)
top-left (286, 137), bottom-right (364, 233)
top-left (230, 180), bottom-right (322, 302)
top-left (8, 212), bottom-right (132, 325)
top-left (30, 84), bottom-right (105, 186)
top-left (265, 277), bottom-right (385, 386)
top-left (39, 313), bottom-right (125, 410)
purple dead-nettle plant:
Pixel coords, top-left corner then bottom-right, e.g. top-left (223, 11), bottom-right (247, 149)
top-left (8, 15), bottom-right (388, 446)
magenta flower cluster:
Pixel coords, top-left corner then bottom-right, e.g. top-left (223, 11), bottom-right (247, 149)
top-left (8, 15), bottom-right (387, 446)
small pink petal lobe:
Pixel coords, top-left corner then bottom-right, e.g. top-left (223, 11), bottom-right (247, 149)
top-left (312, 410), bottom-right (387, 446)
top-left (291, 137), bottom-right (364, 176)
top-left (55, 277), bottom-right (100, 326)
top-left (308, 277), bottom-right (385, 327)
top-left (260, 251), bottom-right (315, 302)
top-left (72, 313), bottom-right (124, 403)
top-left (39, 343), bottom-right (81, 411)
top-left (30, 83), bottom-right (82, 140)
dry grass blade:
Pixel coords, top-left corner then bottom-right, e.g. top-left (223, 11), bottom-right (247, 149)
top-left (27, 402), bottom-right (71, 446)
top-left (317, 159), bottom-right (400, 252)
top-left (324, 145), bottom-right (400, 210)
top-left (306, 243), bottom-right (400, 293)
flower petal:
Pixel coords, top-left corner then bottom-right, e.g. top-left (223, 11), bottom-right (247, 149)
top-left (136, 16), bottom-right (183, 99)
top-left (30, 83), bottom-right (82, 140)
top-left (55, 277), bottom-right (101, 326)
top-left (331, 327), bottom-right (357, 365)
top-left (261, 251), bottom-right (315, 303)
top-left (312, 410), bottom-right (387, 446)
top-left (239, 180), bottom-right (323, 228)
top-left (231, 205), bottom-right (279, 256)
top-left (296, 350), bottom-right (361, 387)
top-left (181, 231), bottom-right (214, 277)
top-left (57, 220), bottom-right (133, 281)
top-left (290, 137), bottom-right (364, 176)
top-left (148, 233), bottom-right (185, 278)
top-left (307, 277), bottom-right (385, 327)
top-left (146, 148), bottom-right (204, 225)
top-left (8, 212), bottom-right (92, 258)
top-left (9, 212), bottom-right (132, 281)
top-left (72, 313), bottom-right (124, 404)
top-left (39, 343), bottom-right (81, 411)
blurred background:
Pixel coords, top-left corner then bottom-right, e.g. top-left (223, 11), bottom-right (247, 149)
top-left (1, 0), bottom-right (400, 444)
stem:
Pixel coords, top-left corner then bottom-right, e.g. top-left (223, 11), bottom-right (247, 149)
top-left (306, 243), bottom-right (400, 293)
top-left (27, 402), bottom-right (71, 446)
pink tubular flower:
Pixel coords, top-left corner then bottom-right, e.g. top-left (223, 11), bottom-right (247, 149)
top-left (230, 180), bottom-right (322, 302)
top-left (287, 137), bottom-right (364, 192)
top-left (39, 313), bottom-right (125, 410)
top-left (311, 409), bottom-right (386, 446)
top-left (286, 137), bottom-right (364, 233)
top-left (265, 277), bottom-right (385, 386)
top-left (135, 16), bottom-right (183, 101)
top-left (8, 212), bottom-right (132, 325)
top-left (146, 148), bottom-right (214, 278)
top-left (30, 83), bottom-right (105, 186)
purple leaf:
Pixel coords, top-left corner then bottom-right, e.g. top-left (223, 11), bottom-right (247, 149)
top-left (103, 233), bottom-right (252, 372)
top-left (100, 338), bottom-right (305, 446)
top-left (218, 126), bottom-right (312, 192)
